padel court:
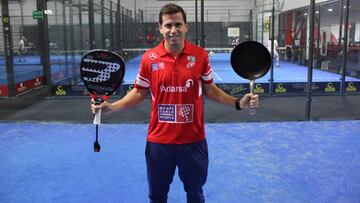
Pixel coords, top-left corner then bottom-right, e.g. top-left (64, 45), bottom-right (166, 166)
top-left (2, 0), bottom-right (360, 202)
top-left (1, 51), bottom-right (360, 202)
top-left (0, 121), bottom-right (359, 202)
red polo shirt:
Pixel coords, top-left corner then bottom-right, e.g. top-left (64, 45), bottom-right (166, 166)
top-left (134, 40), bottom-right (213, 144)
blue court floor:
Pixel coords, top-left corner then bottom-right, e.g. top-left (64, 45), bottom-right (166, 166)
top-left (1, 120), bottom-right (359, 202)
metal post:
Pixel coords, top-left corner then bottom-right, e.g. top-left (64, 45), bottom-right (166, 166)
top-left (101, 0), bottom-right (105, 49)
top-left (69, 0), bottom-right (75, 61)
top-left (316, 5), bottom-right (321, 69)
top-left (337, 0), bottom-right (344, 90)
top-left (62, 1), bottom-right (68, 64)
top-left (1, 0), bottom-right (15, 96)
top-left (79, 2), bottom-right (83, 50)
top-left (20, 0), bottom-right (24, 35)
top-left (117, 0), bottom-right (122, 51)
top-left (37, 0), bottom-right (51, 95)
top-left (88, 0), bottom-right (95, 49)
top-left (305, 0), bottom-right (315, 121)
top-left (269, 0), bottom-right (275, 95)
top-left (261, 0), bottom-right (264, 43)
top-left (200, 0), bottom-right (205, 48)
top-left (255, 0), bottom-right (258, 41)
top-left (110, 2), bottom-right (114, 51)
top-left (195, 0), bottom-right (198, 45)
top-left (341, 0), bottom-right (350, 94)
top-left (249, 10), bottom-right (253, 40)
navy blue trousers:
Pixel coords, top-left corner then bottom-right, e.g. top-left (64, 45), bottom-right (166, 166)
top-left (145, 140), bottom-right (209, 203)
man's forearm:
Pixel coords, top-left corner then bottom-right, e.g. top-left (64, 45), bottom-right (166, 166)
top-left (204, 83), bottom-right (237, 106)
top-left (111, 88), bottom-right (147, 111)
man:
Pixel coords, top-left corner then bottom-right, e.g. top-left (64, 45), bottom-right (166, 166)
top-left (267, 38), bottom-right (279, 66)
top-left (18, 36), bottom-right (27, 62)
top-left (105, 38), bottom-right (111, 50)
top-left (92, 3), bottom-right (259, 203)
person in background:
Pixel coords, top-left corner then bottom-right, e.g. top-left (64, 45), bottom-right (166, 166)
top-left (267, 38), bottom-right (279, 66)
top-left (231, 36), bottom-right (240, 47)
top-left (18, 36), bottom-right (27, 62)
top-left (105, 38), bottom-right (111, 50)
top-left (286, 46), bottom-right (292, 61)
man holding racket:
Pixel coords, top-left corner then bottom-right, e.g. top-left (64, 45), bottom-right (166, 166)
top-left (92, 3), bottom-right (259, 203)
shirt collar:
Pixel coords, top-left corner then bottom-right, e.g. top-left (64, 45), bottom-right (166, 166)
top-left (158, 39), bottom-right (192, 57)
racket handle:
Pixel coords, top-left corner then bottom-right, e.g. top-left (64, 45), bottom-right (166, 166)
top-left (249, 108), bottom-right (255, 115)
top-left (249, 79), bottom-right (255, 115)
top-left (93, 109), bottom-right (101, 125)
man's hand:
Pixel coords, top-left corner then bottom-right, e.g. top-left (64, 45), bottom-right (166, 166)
top-left (239, 93), bottom-right (259, 109)
top-left (91, 100), bottom-right (114, 114)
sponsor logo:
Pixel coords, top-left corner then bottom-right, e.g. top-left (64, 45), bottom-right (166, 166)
top-left (187, 55), bottom-right (196, 62)
top-left (346, 82), bottom-right (357, 92)
top-left (81, 58), bottom-right (121, 83)
top-left (149, 52), bottom-right (157, 60)
top-left (254, 84), bottom-right (264, 94)
top-left (34, 77), bottom-right (42, 87)
top-left (158, 104), bottom-right (194, 123)
top-left (325, 82), bottom-right (336, 92)
top-left (17, 82), bottom-right (27, 92)
top-left (185, 79), bottom-right (194, 88)
top-left (275, 83), bottom-right (287, 93)
top-left (186, 55), bottom-right (196, 68)
top-left (55, 86), bottom-right (67, 96)
top-left (160, 79), bottom-right (194, 93)
top-left (151, 62), bottom-right (165, 71)
top-left (187, 61), bottom-right (195, 68)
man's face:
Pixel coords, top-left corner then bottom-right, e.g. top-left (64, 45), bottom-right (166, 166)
top-left (158, 12), bottom-right (188, 48)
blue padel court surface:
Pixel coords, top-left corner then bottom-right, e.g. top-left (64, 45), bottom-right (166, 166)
top-left (1, 120), bottom-right (360, 202)
top-left (1, 53), bottom-right (359, 85)
top-left (124, 53), bottom-right (360, 84)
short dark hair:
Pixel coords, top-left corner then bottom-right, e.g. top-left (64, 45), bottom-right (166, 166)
top-left (159, 3), bottom-right (187, 25)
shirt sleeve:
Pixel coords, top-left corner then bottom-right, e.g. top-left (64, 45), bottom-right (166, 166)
top-left (134, 55), bottom-right (150, 89)
top-left (201, 51), bottom-right (214, 85)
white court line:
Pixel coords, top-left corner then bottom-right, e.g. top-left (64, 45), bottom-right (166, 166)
top-left (212, 70), bottom-right (222, 81)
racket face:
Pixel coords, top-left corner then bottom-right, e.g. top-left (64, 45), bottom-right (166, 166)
top-left (230, 41), bottom-right (271, 80)
top-left (80, 50), bottom-right (125, 96)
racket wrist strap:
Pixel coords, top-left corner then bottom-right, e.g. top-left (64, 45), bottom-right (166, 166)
top-left (235, 98), bottom-right (242, 110)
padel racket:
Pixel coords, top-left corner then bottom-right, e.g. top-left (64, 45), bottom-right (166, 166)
top-left (230, 41), bottom-right (271, 115)
top-left (80, 49), bottom-right (125, 152)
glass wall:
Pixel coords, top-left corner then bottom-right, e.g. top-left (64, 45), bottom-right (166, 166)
top-left (251, 0), bottom-right (360, 96)
top-left (43, 0), bottom-right (360, 97)
top-left (0, 6), bottom-right (6, 96)
top-left (0, 0), bottom-right (43, 97)
top-left (1, 0), bottom-right (359, 98)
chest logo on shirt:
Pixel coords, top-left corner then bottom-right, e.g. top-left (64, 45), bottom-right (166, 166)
top-left (187, 55), bottom-right (196, 68)
top-left (158, 104), bottom-right (194, 123)
top-left (151, 62), bottom-right (165, 71)
top-left (160, 79), bottom-right (194, 93)
top-left (148, 52), bottom-right (157, 60)
top-left (187, 56), bottom-right (196, 62)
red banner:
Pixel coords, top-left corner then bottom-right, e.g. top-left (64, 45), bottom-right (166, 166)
top-left (14, 76), bottom-right (44, 94)
top-left (0, 85), bottom-right (8, 96)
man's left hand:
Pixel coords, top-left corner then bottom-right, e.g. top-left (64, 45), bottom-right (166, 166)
top-left (240, 93), bottom-right (259, 109)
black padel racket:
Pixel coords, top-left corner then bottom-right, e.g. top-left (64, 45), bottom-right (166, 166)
top-left (80, 50), bottom-right (125, 152)
top-left (230, 41), bottom-right (271, 115)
